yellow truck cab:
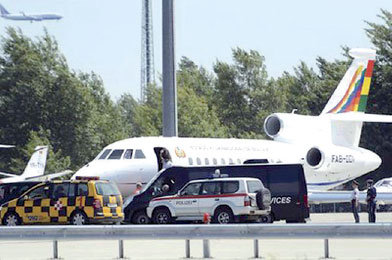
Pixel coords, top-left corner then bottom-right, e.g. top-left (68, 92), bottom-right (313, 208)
top-left (0, 177), bottom-right (123, 226)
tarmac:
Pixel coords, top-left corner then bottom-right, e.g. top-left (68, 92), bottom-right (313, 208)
top-left (0, 212), bottom-right (391, 260)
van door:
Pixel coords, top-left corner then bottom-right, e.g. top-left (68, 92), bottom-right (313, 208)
top-left (21, 184), bottom-right (51, 224)
top-left (49, 183), bottom-right (70, 223)
top-left (173, 182), bottom-right (201, 216)
top-left (198, 181), bottom-right (223, 215)
top-left (267, 167), bottom-right (300, 221)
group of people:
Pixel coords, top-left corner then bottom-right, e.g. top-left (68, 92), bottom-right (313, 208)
top-left (351, 179), bottom-right (377, 223)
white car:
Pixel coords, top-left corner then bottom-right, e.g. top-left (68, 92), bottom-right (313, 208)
top-left (146, 177), bottom-right (271, 224)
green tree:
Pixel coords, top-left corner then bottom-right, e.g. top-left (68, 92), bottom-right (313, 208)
top-left (213, 48), bottom-right (281, 138)
top-left (0, 28), bottom-right (127, 173)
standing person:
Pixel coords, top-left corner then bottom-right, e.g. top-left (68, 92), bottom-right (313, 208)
top-left (366, 179), bottom-right (377, 223)
top-left (351, 180), bottom-right (360, 223)
top-left (160, 149), bottom-right (173, 169)
top-left (133, 182), bottom-right (143, 195)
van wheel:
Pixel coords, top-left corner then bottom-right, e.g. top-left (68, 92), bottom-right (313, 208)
top-left (132, 210), bottom-right (150, 224)
top-left (71, 211), bottom-right (88, 225)
top-left (153, 208), bottom-right (172, 224)
top-left (214, 207), bottom-right (234, 224)
top-left (260, 214), bottom-right (273, 223)
top-left (3, 212), bottom-right (21, 226)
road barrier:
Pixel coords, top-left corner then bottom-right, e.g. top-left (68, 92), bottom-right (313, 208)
top-left (0, 223), bottom-right (392, 259)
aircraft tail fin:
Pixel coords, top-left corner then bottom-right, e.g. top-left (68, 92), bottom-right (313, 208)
top-left (21, 146), bottom-right (48, 179)
top-left (0, 4), bottom-right (9, 15)
top-left (320, 48), bottom-right (376, 147)
top-left (321, 48), bottom-right (376, 115)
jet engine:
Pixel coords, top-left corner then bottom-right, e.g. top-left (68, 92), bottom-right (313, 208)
top-left (263, 113), bottom-right (328, 143)
top-left (304, 145), bottom-right (381, 174)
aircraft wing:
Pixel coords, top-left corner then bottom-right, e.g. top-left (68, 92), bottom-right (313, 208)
top-left (329, 112), bottom-right (392, 123)
top-left (27, 170), bottom-right (73, 181)
top-left (0, 145), bottom-right (15, 148)
top-left (0, 172), bottom-right (18, 178)
top-left (309, 190), bottom-right (392, 204)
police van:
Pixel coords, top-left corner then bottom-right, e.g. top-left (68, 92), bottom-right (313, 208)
top-left (123, 164), bottom-right (309, 224)
top-left (0, 177), bottom-right (124, 226)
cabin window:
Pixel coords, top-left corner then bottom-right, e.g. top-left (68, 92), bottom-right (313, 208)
top-left (134, 149), bottom-right (146, 159)
top-left (221, 158), bottom-right (226, 165)
top-left (188, 158), bottom-right (194, 165)
top-left (98, 149), bottom-right (112, 160)
top-left (196, 157), bottom-right (201, 165)
top-left (124, 149), bottom-right (133, 159)
top-left (205, 158), bottom-right (209, 165)
top-left (108, 149), bottom-right (124, 160)
top-left (229, 158), bottom-right (234, 165)
top-left (213, 158), bottom-right (217, 165)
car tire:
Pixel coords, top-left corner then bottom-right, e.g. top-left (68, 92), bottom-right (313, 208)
top-left (214, 207), bottom-right (234, 224)
top-left (71, 211), bottom-right (88, 225)
top-left (256, 188), bottom-right (271, 210)
top-left (153, 208), bottom-right (172, 224)
top-left (2, 212), bottom-right (21, 226)
top-left (132, 210), bottom-right (150, 224)
top-left (260, 214), bottom-right (273, 223)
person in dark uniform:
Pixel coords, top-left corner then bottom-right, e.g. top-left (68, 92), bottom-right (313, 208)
top-left (351, 180), bottom-right (360, 223)
top-left (366, 179), bottom-right (377, 223)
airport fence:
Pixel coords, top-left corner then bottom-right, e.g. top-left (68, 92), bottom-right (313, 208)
top-left (1, 223), bottom-right (392, 259)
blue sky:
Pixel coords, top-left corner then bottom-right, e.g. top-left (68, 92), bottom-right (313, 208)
top-left (0, 0), bottom-right (391, 100)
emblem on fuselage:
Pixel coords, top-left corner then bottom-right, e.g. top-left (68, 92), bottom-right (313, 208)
top-left (175, 147), bottom-right (186, 158)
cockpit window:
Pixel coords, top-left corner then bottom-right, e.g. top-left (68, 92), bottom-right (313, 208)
top-left (124, 149), bottom-right (133, 159)
top-left (108, 149), bottom-right (124, 159)
top-left (98, 149), bottom-right (112, 160)
top-left (134, 149), bottom-right (146, 159)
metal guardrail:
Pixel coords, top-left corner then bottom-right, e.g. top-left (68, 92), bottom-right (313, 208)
top-left (0, 223), bottom-right (392, 259)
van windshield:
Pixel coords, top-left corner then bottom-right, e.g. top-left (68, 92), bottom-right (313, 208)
top-left (95, 183), bottom-right (121, 196)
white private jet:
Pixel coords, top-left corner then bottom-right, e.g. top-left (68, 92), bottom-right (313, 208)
top-left (0, 3), bottom-right (62, 22)
top-left (73, 48), bottom-right (392, 200)
top-left (0, 146), bottom-right (72, 183)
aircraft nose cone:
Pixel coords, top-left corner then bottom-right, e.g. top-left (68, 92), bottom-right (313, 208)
top-left (365, 151), bottom-right (382, 172)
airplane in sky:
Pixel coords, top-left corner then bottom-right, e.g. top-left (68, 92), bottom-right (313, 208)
top-left (0, 3), bottom-right (62, 22)
top-left (73, 48), bottom-right (392, 199)
top-left (0, 146), bottom-right (71, 183)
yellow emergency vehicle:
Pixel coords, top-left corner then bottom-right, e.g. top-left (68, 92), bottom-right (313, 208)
top-left (0, 177), bottom-right (124, 226)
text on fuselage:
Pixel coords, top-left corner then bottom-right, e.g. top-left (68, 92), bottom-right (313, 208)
top-left (331, 155), bottom-right (355, 163)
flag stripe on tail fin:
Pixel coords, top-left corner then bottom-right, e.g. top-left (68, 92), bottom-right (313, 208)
top-left (327, 66), bottom-right (363, 113)
top-left (327, 59), bottom-right (374, 114)
top-left (358, 60), bottom-right (375, 112)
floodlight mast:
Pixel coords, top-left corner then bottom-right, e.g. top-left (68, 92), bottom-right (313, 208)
top-left (140, 0), bottom-right (155, 102)
top-left (162, 0), bottom-right (178, 137)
